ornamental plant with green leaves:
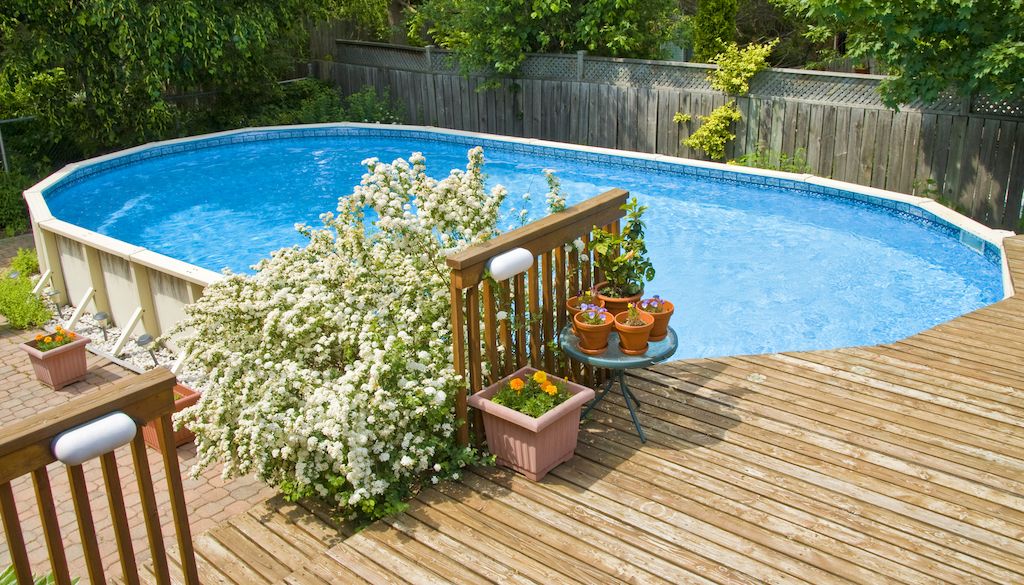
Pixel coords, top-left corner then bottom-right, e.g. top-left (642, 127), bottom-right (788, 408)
top-left (172, 147), bottom-right (507, 523)
top-left (409, 0), bottom-right (682, 85)
top-left (576, 304), bottom-right (610, 325)
top-left (684, 101), bottom-right (742, 160)
top-left (590, 198), bottom-right (655, 297)
top-left (709, 40), bottom-right (779, 95)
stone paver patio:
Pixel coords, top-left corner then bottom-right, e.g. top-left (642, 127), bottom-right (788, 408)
top-left (0, 233), bottom-right (275, 580)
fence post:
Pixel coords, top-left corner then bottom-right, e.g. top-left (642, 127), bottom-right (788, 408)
top-left (425, 45), bottom-right (434, 72)
top-left (576, 51), bottom-right (586, 81)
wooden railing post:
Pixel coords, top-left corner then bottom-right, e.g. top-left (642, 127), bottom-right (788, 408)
top-left (447, 189), bottom-right (629, 445)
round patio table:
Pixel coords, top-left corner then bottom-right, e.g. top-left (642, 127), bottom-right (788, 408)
top-left (558, 325), bottom-right (678, 443)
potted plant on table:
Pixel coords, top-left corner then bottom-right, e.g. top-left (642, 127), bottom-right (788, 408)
top-left (141, 384), bottom-right (200, 449)
top-left (19, 326), bottom-right (90, 390)
top-left (573, 304), bottom-right (614, 355)
top-left (638, 295), bottom-right (675, 341)
top-left (615, 303), bottom-right (655, 355)
top-left (468, 366), bottom-right (595, 481)
top-left (590, 197), bottom-right (656, 315)
top-left (566, 287), bottom-right (604, 327)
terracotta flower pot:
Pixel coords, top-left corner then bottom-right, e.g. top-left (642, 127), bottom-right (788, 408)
top-left (595, 281), bottom-right (643, 316)
top-left (468, 366), bottom-right (595, 481)
top-left (142, 384), bottom-right (200, 450)
top-left (566, 296), bottom-right (604, 333)
top-left (639, 299), bottom-right (675, 342)
top-left (614, 311), bottom-right (655, 355)
top-left (19, 335), bottom-right (91, 390)
top-left (573, 310), bottom-right (614, 355)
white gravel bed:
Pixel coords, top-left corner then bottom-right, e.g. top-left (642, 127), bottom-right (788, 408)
top-left (44, 305), bottom-right (208, 391)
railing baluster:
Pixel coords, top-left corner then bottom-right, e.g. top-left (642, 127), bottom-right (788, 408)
top-left (31, 468), bottom-right (72, 585)
top-left (450, 281), bottom-right (469, 446)
top-left (0, 481), bottom-right (32, 585)
top-left (513, 274), bottom-right (527, 369)
top-left (528, 258), bottom-right (541, 366)
top-left (555, 246), bottom-right (568, 356)
top-left (130, 433), bottom-right (171, 585)
top-left (581, 232), bottom-right (593, 292)
top-left (154, 414), bottom-right (200, 585)
top-left (465, 287), bottom-right (484, 444)
top-left (581, 233), bottom-right (595, 387)
top-left (482, 280), bottom-right (501, 384)
top-left (541, 251), bottom-right (555, 373)
top-left (67, 464), bottom-right (106, 584)
top-left (100, 451), bottom-right (140, 585)
top-left (497, 282), bottom-right (514, 375)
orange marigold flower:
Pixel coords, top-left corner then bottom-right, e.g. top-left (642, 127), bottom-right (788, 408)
top-left (543, 383), bottom-right (557, 395)
top-left (55, 336), bottom-right (63, 343)
top-left (532, 371), bottom-right (547, 384)
top-left (44, 337), bottom-right (52, 343)
top-left (68, 332), bottom-right (76, 339)
top-left (35, 334), bottom-right (43, 341)
top-left (509, 378), bottom-right (525, 391)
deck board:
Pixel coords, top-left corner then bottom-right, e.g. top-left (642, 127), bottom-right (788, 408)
top-left (165, 234), bottom-right (1024, 584)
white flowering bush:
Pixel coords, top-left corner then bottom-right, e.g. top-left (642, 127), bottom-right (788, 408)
top-left (172, 147), bottom-right (506, 522)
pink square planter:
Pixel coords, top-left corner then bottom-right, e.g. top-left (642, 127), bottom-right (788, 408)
top-left (19, 335), bottom-right (91, 390)
top-left (141, 384), bottom-right (200, 450)
top-left (468, 366), bottom-right (595, 481)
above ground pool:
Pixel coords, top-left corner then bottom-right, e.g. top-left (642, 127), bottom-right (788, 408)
top-left (43, 126), bottom-right (1004, 359)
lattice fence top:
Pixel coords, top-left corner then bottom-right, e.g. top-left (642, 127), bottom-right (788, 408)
top-left (333, 40), bottom-right (1023, 118)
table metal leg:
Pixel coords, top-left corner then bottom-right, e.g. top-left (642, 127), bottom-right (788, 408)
top-left (581, 375), bottom-right (616, 420)
top-left (617, 371), bottom-right (647, 443)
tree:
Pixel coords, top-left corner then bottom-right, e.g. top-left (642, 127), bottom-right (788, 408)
top-left (0, 1), bottom-right (357, 151)
top-left (774, 0), bottom-right (1024, 106)
top-left (408, 0), bottom-right (682, 81)
top-left (691, 0), bottom-right (739, 62)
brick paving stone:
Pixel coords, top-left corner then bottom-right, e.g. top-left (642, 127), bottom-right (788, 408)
top-left (0, 234), bottom-right (277, 582)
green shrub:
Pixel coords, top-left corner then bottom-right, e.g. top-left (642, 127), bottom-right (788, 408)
top-left (684, 101), bottom-right (742, 160)
top-left (1, 565), bottom-right (78, 585)
top-left (691, 0), bottom-right (738, 62)
top-left (0, 173), bottom-right (32, 237)
top-left (343, 86), bottom-right (404, 124)
top-left (0, 272), bottom-right (51, 329)
top-left (730, 146), bottom-right (811, 173)
top-left (709, 40), bottom-right (778, 95)
top-left (9, 248), bottom-right (39, 277)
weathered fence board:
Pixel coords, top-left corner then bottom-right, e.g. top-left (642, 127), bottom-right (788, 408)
top-left (316, 41), bottom-right (1024, 229)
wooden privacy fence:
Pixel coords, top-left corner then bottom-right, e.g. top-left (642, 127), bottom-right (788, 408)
top-left (447, 188), bottom-right (628, 445)
top-left (316, 40), bottom-right (1024, 231)
top-left (0, 368), bottom-right (198, 585)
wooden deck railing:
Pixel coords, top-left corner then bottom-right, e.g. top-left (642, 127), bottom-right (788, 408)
top-left (447, 188), bottom-right (629, 445)
top-left (0, 368), bottom-right (198, 585)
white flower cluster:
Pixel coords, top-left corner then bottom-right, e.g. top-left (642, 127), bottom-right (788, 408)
top-left (543, 168), bottom-right (566, 213)
top-left (173, 147), bottom-right (506, 521)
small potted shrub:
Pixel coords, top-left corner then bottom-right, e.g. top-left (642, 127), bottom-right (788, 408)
top-left (638, 295), bottom-right (675, 341)
top-left (141, 384), bottom-right (200, 450)
top-left (590, 198), bottom-right (655, 314)
top-left (615, 304), bottom-right (655, 355)
top-left (20, 326), bottom-right (90, 390)
top-left (467, 366), bottom-right (595, 481)
top-left (572, 304), bottom-right (613, 355)
top-left (566, 287), bottom-right (604, 329)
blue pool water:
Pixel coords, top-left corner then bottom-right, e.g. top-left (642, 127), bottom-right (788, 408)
top-left (46, 130), bottom-right (1002, 359)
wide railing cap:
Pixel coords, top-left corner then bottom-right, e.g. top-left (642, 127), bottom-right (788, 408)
top-left (446, 188), bottom-right (629, 288)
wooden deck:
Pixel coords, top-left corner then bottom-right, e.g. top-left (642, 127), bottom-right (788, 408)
top-left (147, 235), bottom-right (1024, 584)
